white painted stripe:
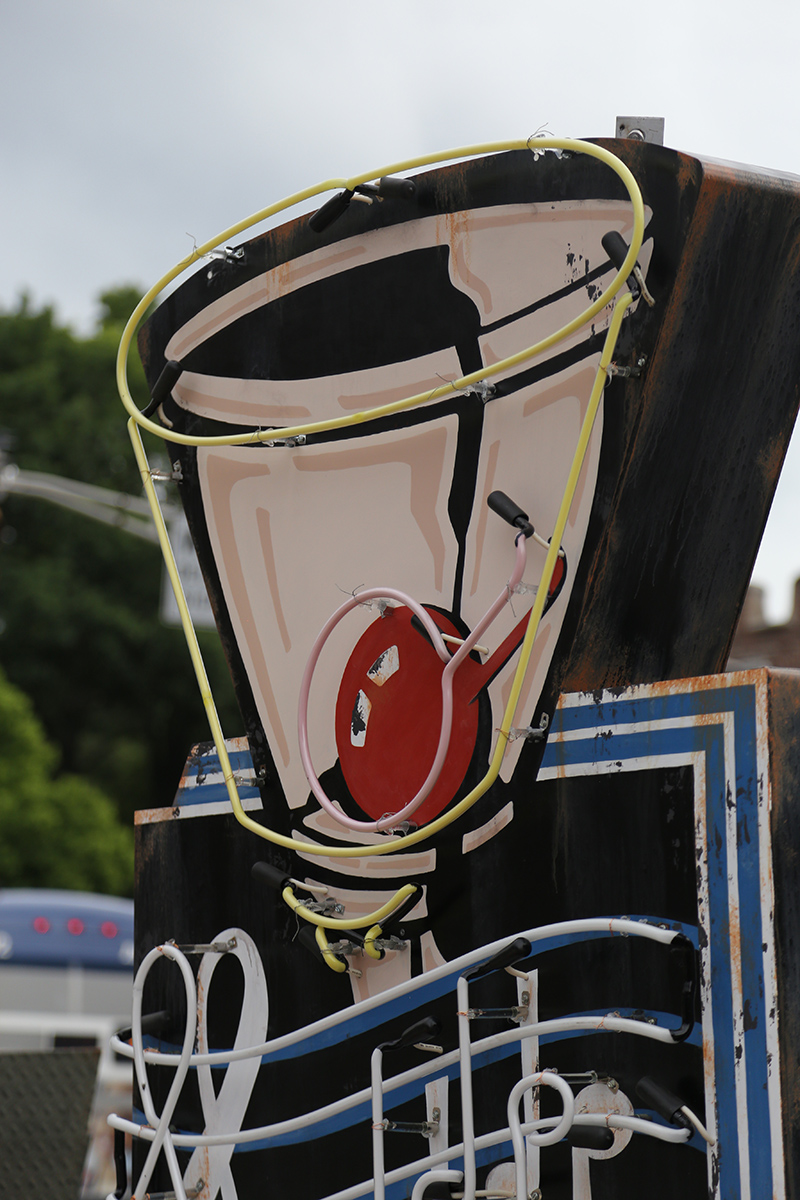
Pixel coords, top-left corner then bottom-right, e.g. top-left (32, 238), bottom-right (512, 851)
top-left (692, 746), bottom-right (720, 1197)
top-left (538, 750), bottom-right (696, 781)
top-left (136, 794), bottom-right (264, 825)
top-left (753, 676), bottom-right (785, 1200)
top-left (716, 709), bottom-right (751, 1200)
top-left (550, 711), bottom-right (718, 744)
top-left (177, 769), bottom-right (257, 792)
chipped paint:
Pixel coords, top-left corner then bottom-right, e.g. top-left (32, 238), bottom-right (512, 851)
top-left (350, 688), bottom-right (372, 746)
top-left (130, 133), bottom-right (800, 1198)
top-left (366, 644), bottom-right (400, 687)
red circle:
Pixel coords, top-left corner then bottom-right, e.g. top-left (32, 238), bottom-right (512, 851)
top-left (67, 918), bottom-right (84, 936)
top-left (100, 921), bottom-right (118, 939)
top-left (33, 917), bottom-right (50, 934)
top-left (335, 606), bottom-right (480, 826)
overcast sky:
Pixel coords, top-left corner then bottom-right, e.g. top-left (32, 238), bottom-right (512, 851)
top-left (3, 0), bottom-right (800, 620)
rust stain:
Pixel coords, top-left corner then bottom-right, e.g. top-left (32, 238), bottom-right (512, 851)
top-left (196, 1145), bottom-right (210, 1199)
top-left (135, 805), bottom-right (178, 826)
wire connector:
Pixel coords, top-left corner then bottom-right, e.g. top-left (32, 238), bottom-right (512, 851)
top-left (170, 937), bottom-right (236, 955)
top-left (464, 380), bottom-right (496, 403)
top-left (264, 434), bottom-right (307, 448)
top-left (606, 355), bottom-right (647, 378)
top-left (508, 713), bottom-right (549, 743)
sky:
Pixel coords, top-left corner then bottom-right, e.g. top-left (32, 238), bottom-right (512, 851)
top-left (2, 0), bottom-right (800, 621)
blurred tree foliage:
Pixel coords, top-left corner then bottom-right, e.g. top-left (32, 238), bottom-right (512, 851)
top-left (0, 664), bottom-right (133, 894)
top-left (0, 290), bottom-right (240, 873)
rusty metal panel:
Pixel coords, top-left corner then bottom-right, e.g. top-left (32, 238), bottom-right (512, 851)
top-left (766, 670), bottom-right (800, 1196)
top-left (125, 136), bottom-right (800, 1199)
top-left (129, 669), bottom-right (800, 1199)
top-left (137, 141), bottom-right (800, 802)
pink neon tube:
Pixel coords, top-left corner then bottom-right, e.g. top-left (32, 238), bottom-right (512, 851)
top-left (297, 533), bottom-right (528, 832)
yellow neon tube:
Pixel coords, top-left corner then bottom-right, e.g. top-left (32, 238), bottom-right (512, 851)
top-left (314, 925), bottom-right (347, 973)
top-left (123, 139), bottom-right (643, 861)
top-left (363, 925), bottom-right (384, 961)
top-left (128, 294), bottom-right (630, 860)
top-left (117, 138), bottom-right (644, 450)
top-left (280, 883), bottom-right (417, 930)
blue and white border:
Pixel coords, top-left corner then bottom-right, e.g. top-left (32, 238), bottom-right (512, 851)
top-left (136, 671), bottom-right (783, 1197)
top-left (540, 671), bottom-right (781, 1200)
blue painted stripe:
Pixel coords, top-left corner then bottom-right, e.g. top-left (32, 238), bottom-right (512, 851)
top-left (545, 683), bottom-right (768, 1198)
top-left (143, 919), bottom-right (695, 1068)
top-left (729, 686), bottom-right (771, 1196)
top-left (135, 1006), bottom-right (700, 1154)
top-left (160, 682), bottom-right (772, 1193)
top-left (178, 747), bottom-right (257, 782)
top-left (547, 684), bottom-right (741, 739)
top-left (175, 745), bottom-right (260, 806)
top-left (702, 722), bottom-right (743, 1200)
top-left (176, 782), bottom-right (261, 807)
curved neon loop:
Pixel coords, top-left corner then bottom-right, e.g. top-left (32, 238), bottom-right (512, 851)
top-left (117, 138), bottom-right (644, 447)
top-left (120, 138), bottom-right (642, 860)
top-left (314, 923), bottom-right (347, 974)
top-left (110, 918), bottom-right (679, 1070)
top-left (129, 942), bottom-right (196, 1200)
top-left (297, 534), bottom-right (528, 832)
top-left (109, 925), bottom-right (691, 1167)
top-left (280, 881), bottom-right (420, 971)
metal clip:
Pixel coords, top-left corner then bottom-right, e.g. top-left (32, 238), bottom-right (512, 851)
top-left (328, 938), bottom-right (363, 956)
top-left (206, 246), bottom-right (245, 263)
top-left (302, 898), bottom-right (345, 916)
top-left (466, 1003), bottom-right (529, 1023)
top-left (556, 1071), bottom-right (619, 1092)
top-left (264, 434), bottom-right (307, 448)
top-left (381, 820), bottom-right (417, 837)
top-left (230, 773), bottom-right (255, 789)
top-left (205, 245), bottom-right (246, 280)
top-left (606, 355), bottom-right (647, 378)
top-left (382, 1115), bottom-right (440, 1137)
top-left (374, 935), bottom-right (410, 954)
top-left (508, 713), bottom-right (549, 743)
top-left (149, 466), bottom-right (183, 483)
top-left (171, 937), bottom-right (237, 955)
top-left (464, 380), bottom-right (496, 403)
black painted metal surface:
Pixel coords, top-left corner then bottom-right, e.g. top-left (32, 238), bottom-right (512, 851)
top-left (130, 140), bottom-right (800, 1197)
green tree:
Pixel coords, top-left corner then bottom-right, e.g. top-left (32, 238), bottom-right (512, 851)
top-left (0, 291), bottom-right (239, 825)
top-left (0, 665), bottom-right (133, 894)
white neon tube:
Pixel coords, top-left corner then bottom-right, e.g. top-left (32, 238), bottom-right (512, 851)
top-left (457, 976), bottom-right (478, 1200)
top-left (109, 1012), bottom-right (678, 1150)
top-left (320, 1107), bottom-right (690, 1200)
top-left (411, 1169), bottom-right (463, 1200)
top-left (129, 943), bottom-right (196, 1200)
top-left (507, 1071), bottom-right (575, 1200)
top-left (371, 1048), bottom-right (387, 1200)
top-left (111, 918), bottom-right (679, 1069)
